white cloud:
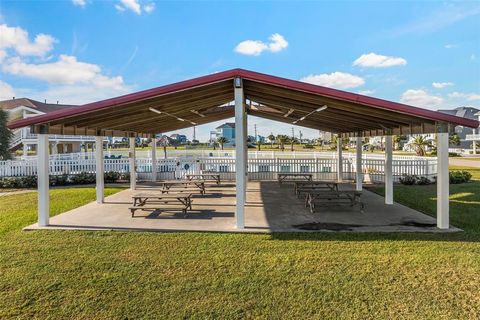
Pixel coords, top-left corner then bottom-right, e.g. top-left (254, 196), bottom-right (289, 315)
top-left (72, 0), bottom-right (86, 7)
top-left (444, 44), bottom-right (457, 49)
top-left (2, 55), bottom-right (127, 91)
top-left (448, 92), bottom-right (480, 101)
top-left (300, 72), bottom-right (365, 90)
top-left (115, 0), bottom-right (141, 14)
top-left (357, 89), bottom-right (375, 95)
top-left (432, 82), bottom-right (453, 89)
top-left (0, 80), bottom-right (15, 101)
top-left (391, 4), bottom-right (480, 35)
top-left (17, 84), bottom-right (132, 105)
top-left (143, 2), bottom-right (155, 13)
top-left (353, 53), bottom-right (407, 68)
top-left (471, 54), bottom-right (476, 61)
top-left (234, 33), bottom-right (288, 56)
top-left (267, 33), bottom-right (288, 53)
top-left (0, 24), bottom-right (56, 57)
top-left (400, 89), bottom-right (443, 108)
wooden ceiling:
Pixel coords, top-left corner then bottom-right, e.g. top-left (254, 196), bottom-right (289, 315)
top-left (9, 68), bottom-right (477, 138)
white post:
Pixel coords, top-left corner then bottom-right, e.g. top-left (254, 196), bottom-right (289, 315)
top-left (37, 134), bottom-right (49, 226)
top-left (385, 135), bottom-right (393, 205)
top-left (437, 131), bottom-right (449, 229)
top-left (95, 136), bottom-right (104, 203)
top-left (151, 136), bottom-right (157, 182)
top-left (356, 136), bottom-right (362, 191)
top-left (234, 77), bottom-right (246, 229)
top-left (336, 136), bottom-right (343, 182)
top-left (473, 141), bottom-right (477, 155)
top-left (23, 143), bottom-right (28, 157)
top-left (129, 137), bottom-right (136, 190)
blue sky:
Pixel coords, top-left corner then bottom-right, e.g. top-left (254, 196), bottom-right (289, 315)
top-left (1, 0), bottom-right (479, 141)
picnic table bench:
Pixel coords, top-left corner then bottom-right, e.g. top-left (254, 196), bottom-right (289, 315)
top-left (161, 180), bottom-right (206, 194)
top-left (305, 190), bottom-right (364, 213)
top-left (294, 181), bottom-right (339, 197)
top-left (278, 173), bottom-right (313, 184)
top-left (185, 173), bottom-right (221, 185)
top-left (130, 192), bottom-right (193, 217)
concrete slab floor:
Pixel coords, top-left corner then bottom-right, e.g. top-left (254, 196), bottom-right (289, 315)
top-left (24, 181), bottom-right (461, 233)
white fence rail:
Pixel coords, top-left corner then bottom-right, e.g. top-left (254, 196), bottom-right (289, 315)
top-left (17, 150), bottom-right (433, 161)
top-left (1, 156), bottom-right (437, 183)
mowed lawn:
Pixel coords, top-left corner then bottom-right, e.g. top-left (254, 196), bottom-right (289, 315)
top-left (1, 170), bottom-right (480, 319)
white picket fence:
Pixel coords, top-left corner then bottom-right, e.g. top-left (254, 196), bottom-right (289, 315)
top-left (0, 156), bottom-right (437, 183)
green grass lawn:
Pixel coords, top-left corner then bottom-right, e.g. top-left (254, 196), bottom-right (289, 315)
top-left (1, 172), bottom-right (480, 318)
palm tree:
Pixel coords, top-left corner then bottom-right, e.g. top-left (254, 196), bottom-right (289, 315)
top-left (449, 133), bottom-right (461, 146)
top-left (0, 109), bottom-right (12, 160)
top-left (410, 136), bottom-right (430, 156)
top-left (268, 134), bottom-right (275, 148)
top-left (217, 137), bottom-right (228, 150)
top-left (276, 135), bottom-right (289, 151)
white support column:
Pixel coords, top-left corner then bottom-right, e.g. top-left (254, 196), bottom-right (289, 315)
top-left (151, 137), bottom-right (157, 182)
top-left (23, 143), bottom-right (28, 157)
top-left (37, 134), bottom-right (49, 226)
top-left (473, 141), bottom-right (477, 155)
top-left (336, 136), bottom-right (343, 182)
top-left (437, 131), bottom-right (449, 229)
top-left (234, 77), bottom-right (246, 229)
top-left (95, 136), bottom-right (104, 204)
top-left (355, 137), bottom-right (363, 191)
top-left (385, 135), bottom-right (393, 205)
top-left (129, 137), bottom-right (136, 190)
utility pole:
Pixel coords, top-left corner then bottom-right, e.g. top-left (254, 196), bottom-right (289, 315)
top-left (193, 126), bottom-right (196, 141)
top-left (291, 127), bottom-right (295, 152)
top-left (254, 124), bottom-right (257, 142)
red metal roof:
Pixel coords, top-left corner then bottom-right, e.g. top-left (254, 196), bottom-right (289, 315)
top-left (8, 68), bottom-right (479, 130)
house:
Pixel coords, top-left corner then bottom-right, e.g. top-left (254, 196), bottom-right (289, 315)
top-left (170, 134), bottom-right (188, 144)
top-left (215, 123), bottom-right (235, 144)
top-left (438, 106), bottom-right (480, 149)
top-left (465, 111), bottom-right (480, 154)
top-left (1, 98), bottom-right (98, 156)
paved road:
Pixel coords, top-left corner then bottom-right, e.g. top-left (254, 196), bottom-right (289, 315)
top-left (449, 158), bottom-right (480, 168)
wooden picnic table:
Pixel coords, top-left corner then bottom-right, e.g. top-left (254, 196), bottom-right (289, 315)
top-left (305, 190), bottom-right (364, 213)
top-left (185, 173), bottom-right (221, 185)
top-left (130, 192), bottom-right (193, 217)
top-left (161, 180), bottom-right (206, 194)
top-left (277, 173), bottom-right (313, 185)
top-left (294, 181), bottom-right (339, 197)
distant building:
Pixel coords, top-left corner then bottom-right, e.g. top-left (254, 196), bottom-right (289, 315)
top-left (170, 134), bottom-right (188, 144)
top-left (1, 98), bottom-right (98, 155)
top-left (215, 123), bottom-right (235, 144)
top-left (438, 106), bottom-right (480, 149)
top-left (256, 135), bottom-right (266, 144)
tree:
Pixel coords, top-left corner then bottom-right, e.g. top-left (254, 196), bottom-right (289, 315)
top-left (268, 134), bottom-right (275, 148)
top-left (410, 136), bottom-right (431, 156)
top-left (217, 137), bottom-right (228, 150)
top-left (0, 109), bottom-right (12, 160)
top-left (331, 135), bottom-right (349, 151)
top-left (257, 140), bottom-right (262, 151)
top-left (276, 135), bottom-right (289, 151)
top-left (449, 133), bottom-right (461, 146)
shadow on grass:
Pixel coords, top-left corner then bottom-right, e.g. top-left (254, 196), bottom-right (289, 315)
top-left (268, 231), bottom-right (480, 242)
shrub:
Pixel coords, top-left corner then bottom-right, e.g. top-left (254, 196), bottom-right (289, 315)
top-left (104, 171), bottom-right (120, 183)
top-left (69, 172), bottom-right (96, 185)
top-left (449, 171), bottom-right (472, 184)
top-left (119, 172), bottom-right (131, 181)
top-left (50, 174), bottom-right (69, 186)
top-left (399, 174), bottom-right (418, 185)
top-left (416, 176), bottom-right (432, 185)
